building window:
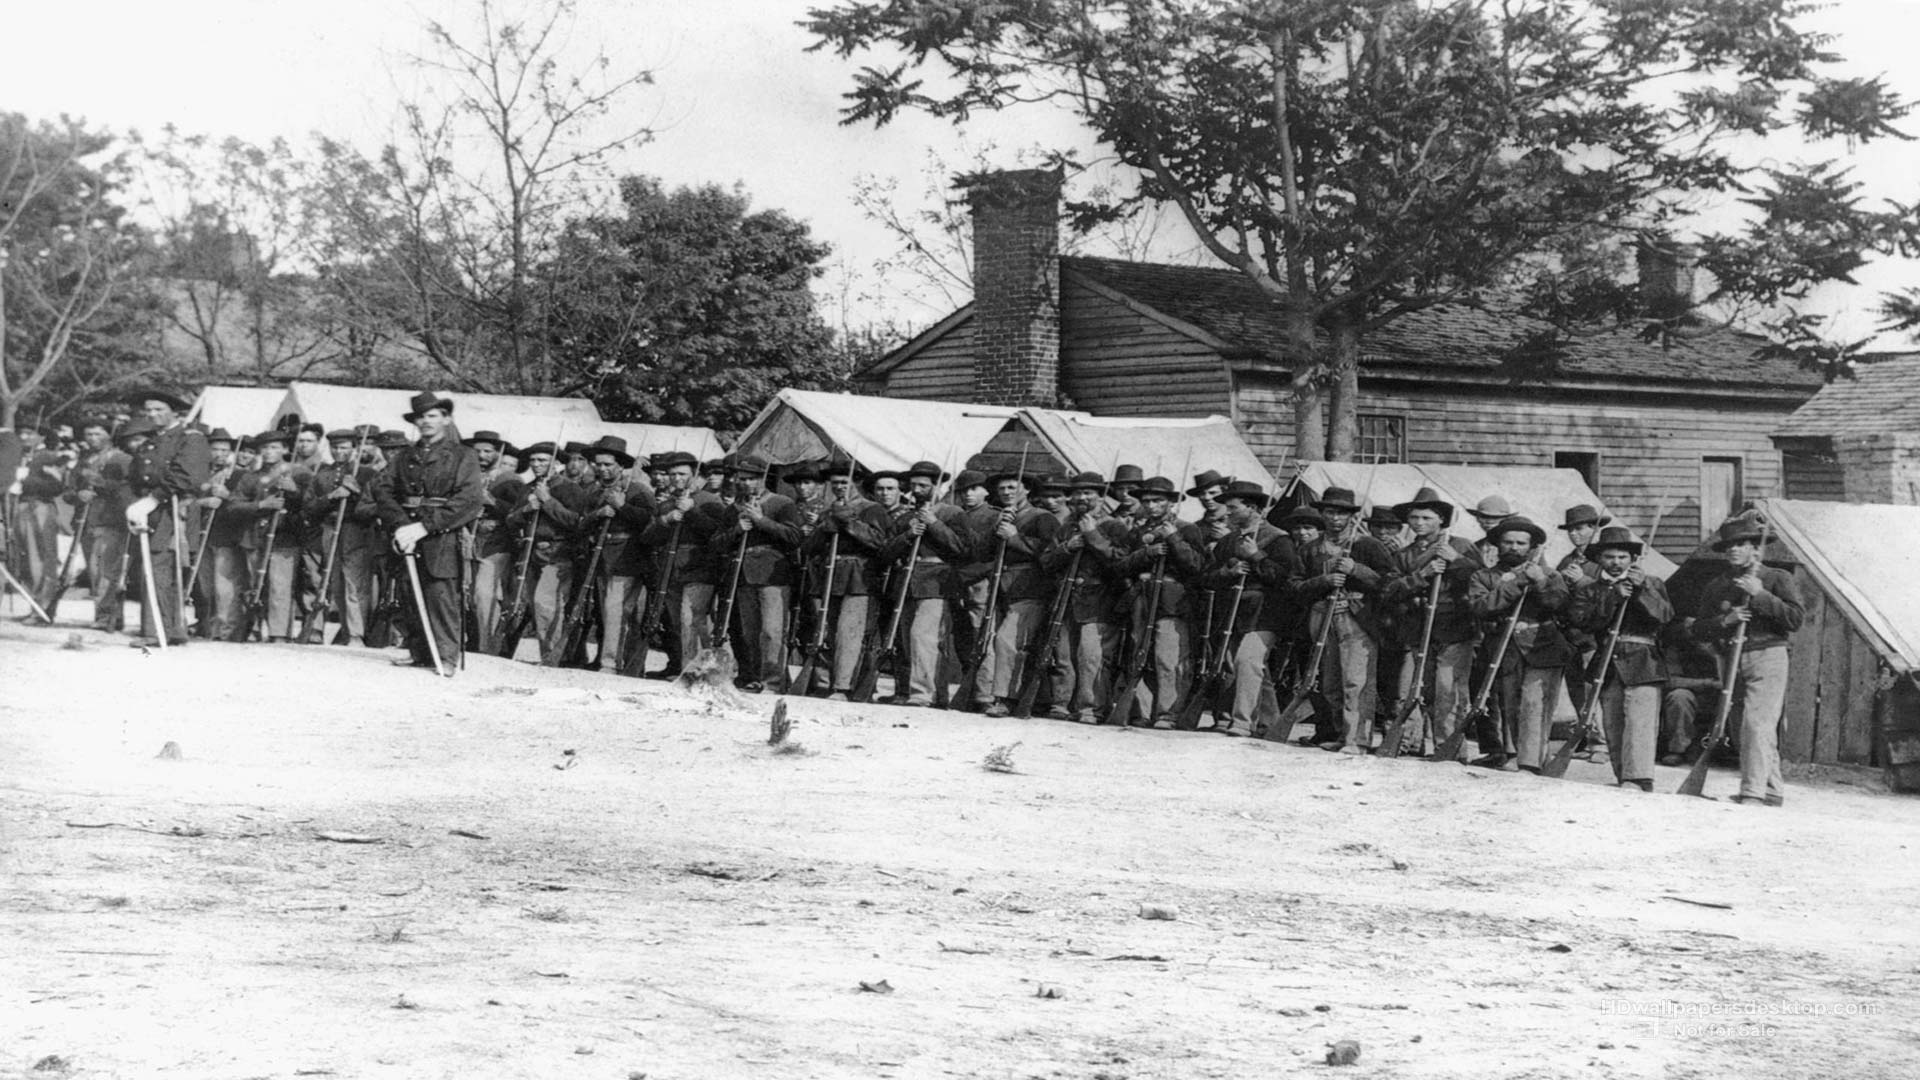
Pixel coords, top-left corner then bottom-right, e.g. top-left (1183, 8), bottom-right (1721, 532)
top-left (1554, 451), bottom-right (1601, 493)
top-left (1700, 456), bottom-right (1744, 538)
top-left (1356, 414), bottom-right (1406, 464)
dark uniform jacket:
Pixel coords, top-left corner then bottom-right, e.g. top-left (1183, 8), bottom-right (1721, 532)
top-left (719, 491), bottom-right (805, 587)
top-left (130, 422), bottom-right (211, 526)
top-left (581, 477), bottom-right (656, 577)
top-left (474, 463), bottom-right (522, 559)
top-left (1467, 557), bottom-right (1575, 669)
top-left (642, 489), bottom-right (730, 587)
top-left (20, 449), bottom-right (65, 500)
top-left (802, 495), bottom-right (891, 596)
top-left (506, 473), bottom-right (590, 566)
top-left (1037, 507), bottom-right (1130, 624)
top-left (1690, 565), bottom-right (1804, 653)
top-left (993, 503), bottom-right (1062, 602)
top-left (1568, 572), bottom-right (1674, 687)
top-left (1382, 533), bottom-right (1481, 648)
top-left (230, 465), bottom-right (305, 551)
top-left (371, 435), bottom-right (485, 579)
top-left (882, 500), bottom-right (972, 599)
top-left (67, 447), bottom-right (133, 531)
top-left (196, 463), bottom-right (252, 548)
top-left (1293, 532), bottom-right (1396, 639)
top-left (1113, 516), bottom-right (1209, 620)
top-left (1200, 522), bottom-right (1299, 635)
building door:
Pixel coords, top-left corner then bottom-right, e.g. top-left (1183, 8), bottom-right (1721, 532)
top-left (1700, 457), bottom-right (1744, 538)
top-left (1554, 451), bottom-right (1601, 494)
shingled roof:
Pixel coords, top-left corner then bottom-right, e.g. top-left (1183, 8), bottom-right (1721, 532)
top-left (1773, 353), bottom-right (1920, 438)
top-left (1064, 256), bottom-right (1822, 393)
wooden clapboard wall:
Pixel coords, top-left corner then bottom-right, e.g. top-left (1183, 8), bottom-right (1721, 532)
top-left (1781, 562), bottom-right (1893, 768)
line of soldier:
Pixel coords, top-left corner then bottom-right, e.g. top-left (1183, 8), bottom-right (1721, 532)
top-left (7, 392), bottom-right (1798, 804)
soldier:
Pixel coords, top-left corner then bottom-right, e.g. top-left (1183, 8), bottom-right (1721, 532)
top-left (1380, 488), bottom-right (1481, 756)
top-left (11, 424), bottom-right (65, 607)
top-left (1107, 464), bottom-right (1145, 522)
top-left (1690, 517), bottom-right (1804, 806)
top-left (723, 459), bottom-right (803, 692)
top-left (233, 430), bottom-right (307, 642)
top-left (797, 459), bottom-right (888, 698)
top-left (1567, 526), bottom-right (1673, 791)
top-left (191, 428), bottom-right (248, 640)
top-left (122, 388), bottom-right (210, 647)
top-left (1193, 482), bottom-right (1297, 736)
top-left (66, 417), bottom-right (134, 630)
top-left (1466, 516), bottom-right (1571, 772)
top-left (578, 436), bottom-right (654, 671)
top-left (1112, 477), bottom-right (1208, 726)
top-left (949, 468), bottom-right (996, 680)
top-left (463, 430), bottom-right (520, 655)
top-left (505, 441), bottom-right (588, 662)
top-left (1364, 503), bottom-right (1409, 730)
top-left (699, 458), bottom-right (729, 496)
top-left (643, 450), bottom-right (728, 671)
top-left (1366, 505), bottom-right (1407, 550)
top-left (1291, 488), bottom-right (1397, 752)
top-left (975, 466), bottom-right (1062, 717)
top-left (1035, 472), bottom-right (1129, 721)
top-left (372, 391), bottom-right (485, 673)
top-left (1555, 503), bottom-right (1612, 759)
top-left (560, 442), bottom-right (594, 487)
top-left (878, 460), bottom-right (970, 707)
top-left (333, 427), bottom-right (385, 647)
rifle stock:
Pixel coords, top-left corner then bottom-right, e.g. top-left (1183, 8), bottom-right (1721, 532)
top-left (1434, 581), bottom-right (1530, 763)
top-left (1380, 565), bottom-right (1446, 758)
top-left (234, 507), bottom-right (284, 643)
top-left (1013, 546), bottom-right (1080, 719)
top-left (793, 527), bottom-right (838, 696)
top-left (1678, 521), bottom-right (1770, 797)
top-left (547, 517), bottom-right (611, 667)
top-left (40, 501), bottom-right (91, 622)
top-left (1106, 550), bottom-right (1167, 726)
top-left (1544, 578), bottom-right (1635, 779)
top-left (494, 502), bottom-right (542, 659)
top-left (1175, 566), bottom-right (1246, 730)
top-left (952, 530), bottom-right (1007, 710)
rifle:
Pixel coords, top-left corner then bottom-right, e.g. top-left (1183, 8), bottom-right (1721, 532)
top-left (1175, 565), bottom-right (1248, 730)
top-left (494, 499), bottom-right (543, 659)
top-left (625, 475), bottom-right (687, 676)
top-left (299, 431), bottom-right (372, 644)
top-left (1013, 544), bottom-right (1080, 719)
top-left (367, 539), bottom-right (408, 649)
top-left (1544, 573), bottom-right (1637, 778)
top-left (548, 515), bottom-right (612, 667)
top-left (706, 503), bottom-right (753, 655)
top-left (953, 511), bottom-right (1010, 710)
top-left (1678, 519), bottom-right (1770, 797)
top-left (184, 491), bottom-right (217, 596)
top-left (39, 500), bottom-right (91, 622)
top-left (170, 495), bottom-right (189, 635)
top-left (1434, 577), bottom-right (1531, 763)
top-left (852, 494), bottom-right (919, 704)
top-left (1263, 464), bottom-right (1377, 744)
top-left (235, 505), bottom-right (285, 643)
top-left (1379, 558), bottom-right (1447, 758)
top-left (792, 525), bottom-right (837, 696)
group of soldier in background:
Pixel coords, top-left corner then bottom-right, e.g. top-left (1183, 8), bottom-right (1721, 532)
top-left (2, 388), bottom-right (1799, 805)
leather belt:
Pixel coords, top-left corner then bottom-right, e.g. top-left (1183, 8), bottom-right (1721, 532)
top-left (1615, 634), bottom-right (1657, 646)
top-left (400, 496), bottom-right (451, 509)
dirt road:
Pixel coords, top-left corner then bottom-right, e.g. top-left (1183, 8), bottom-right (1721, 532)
top-left (4, 616), bottom-right (1917, 1079)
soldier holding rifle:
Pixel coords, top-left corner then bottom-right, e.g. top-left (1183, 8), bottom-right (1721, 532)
top-left (975, 465), bottom-right (1061, 717)
top-left (66, 417), bottom-right (134, 631)
top-left (1190, 481), bottom-right (1297, 737)
top-left (1565, 526), bottom-right (1673, 791)
top-left (1466, 517), bottom-right (1571, 772)
top-left (1033, 471), bottom-right (1132, 722)
top-left (504, 441), bottom-right (588, 662)
top-left (371, 391), bottom-right (485, 674)
top-left (721, 459), bottom-right (803, 692)
top-left (1379, 488), bottom-right (1481, 756)
top-left (800, 458), bottom-right (889, 699)
top-left (462, 430), bottom-right (520, 655)
top-left (1289, 488), bottom-right (1396, 752)
top-left (1110, 477), bottom-right (1207, 727)
top-left (641, 450), bottom-right (727, 673)
top-left (1689, 517), bottom-right (1804, 806)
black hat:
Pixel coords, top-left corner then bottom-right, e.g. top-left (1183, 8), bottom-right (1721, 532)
top-left (402, 390), bottom-right (455, 422)
top-left (378, 430), bottom-right (411, 450)
top-left (125, 386), bottom-right (193, 412)
top-left (731, 457), bottom-right (771, 480)
top-left (252, 428), bottom-right (292, 449)
top-left (904, 460), bottom-right (950, 483)
top-left (1066, 471), bottom-right (1107, 492)
top-left (299, 422), bottom-right (325, 438)
top-left (1025, 474), bottom-right (1071, 496)
top-left (1186, 470), bottom-right (1232, 497)
top-left (584, 435), bottom-right (635, 468)
top-left (953, 469), bottom-right (989, 492)
top-left (1393, 486), bottom-right (1454, 527)
top-left (77, 415), bottom-right (114, 434)
top-left (1559, 504), bottom-right (1612, 530)
top-left (205, 427), bottom-right (236, 447)
top-left (1109, 464), bottom-right (1145, 492)
top-left (1365, 505), bottom-right (1404, 528)
top-left (1490, 515), bottom-right (1547, 547)
top-left (462, 430), bottom-right (510, 452)
top-left (325, 428), bottom-right (358, 444)
top-left (864, 468), bottom-right (905, 490)
top-left (1134, 476), bottom-right (1181, 500)
top-left (560, 441), bottom-right (590, 461)
top-left (1314, 486), bottom-right (1363, 512)
top-left (521, 441), bottom-right (558, 459)
top-left (113, 417), bottom-right (157, 445)
top-left (1282, 507), bottom-right (1329, 532)
top-left (782, 460), bottom-right (824, 483)
top-left (700, 457), bottom-right (728, 476)
top-left (823, 456), bottom-right (858, 479)
top-left (657, 450), bottom-right (699, 471)
top-left (1711, 516), bottom-right (1766, 552)
top-left (1216, 479), bottom-right (1270, 508)
top-left (353, 423), bottom-right (382, 440)
top-left (1588, 525), bottom-right (1642, 556)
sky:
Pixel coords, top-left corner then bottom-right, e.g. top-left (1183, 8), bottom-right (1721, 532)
top-left (5, 0), bottom-right (1919, 345)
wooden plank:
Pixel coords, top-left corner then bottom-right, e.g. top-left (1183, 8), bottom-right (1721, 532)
top-left (1813, 600), bottom-right (1852, 765)
top-left (1842, 633), bottom-right (1881, 765)
top-left (1781, 571), bottom-right (1823, 764)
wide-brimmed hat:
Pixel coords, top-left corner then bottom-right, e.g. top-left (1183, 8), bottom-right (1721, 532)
top-left (204, 427), bottom-right (236, 447)
top-left (252, 429), bottom-right (292, 449)
top-left (1588, 525), bottom-right (1642, 556)
top-left (378, 430), bottom-right (412, 450)
top-left (1216, 480), bottom-right (1270, 508)
top-left (782, 459), bottom-right (824, 483)
top-left (402, 390), bottom-right (455, 422)
top-left (987, 467), bottom-right (1034, 487)
top-left (904, 459), bottom-right (950, 483)
top-left (1282, 507), bottom-right (1329, 532)
top-left (864, 468), bottom-right (905, 490)
top-left (1066, 471), bottom-right (1107, 492)
top-left (953, 468), bottom-right (989, 492)
top-left (559, 441), bottom-right (590, 462)
top-left (823, 456), bottom-right (858, 479)
top-left (1108, 464), bottom-right (1145, 492)
top-left (1393, 486), bottom-right (1453, 526)
top-left (1313, 486), bottom-right (1363, 512)
top-left (584, 435), bottom-right (634, 468)
top-left (731, 457), bottom-right (771, 480)
top-left (1135, 476), bottom-right (1181, 500)
top-left (325, 428), bottom-right (359, 444)
top-left (125, 386), bottom-right (193, 412)
top-left (462, 430), bottom-right (511, 453)
top-left (1470, 495), bottom-right (1514, 521)
top-left (1489, 515), bottom-right (1547, 547)
top-left (1025, 474), bottom-right (1071, 496)
top-left (1559, 504), bottom-right (1611, 530)
top-left (1711, 516), bottom-right (1766, 552)
top-left (656, 450), bottom-right (699, 471)
top-left (700, 457), bottom-right (729, 476)
top-left (113, 417), bottom-right (157, 445)
top-left (1365, 505), bottom-right (1404, 528)
top-left (520, 441), bottom-right (558, 459)
top-left (1187, 470), bottom-right (1231, 497)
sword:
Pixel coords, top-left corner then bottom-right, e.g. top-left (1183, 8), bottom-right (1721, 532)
top-left (135, 526), bottom-right (166, 652)
top-left (401, 549), bottom-right (448, 677)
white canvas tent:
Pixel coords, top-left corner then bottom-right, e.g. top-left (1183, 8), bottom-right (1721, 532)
top-left (190, 386), bottom-right (289, 437)
top-left (1760, 498), bottom-right (1920, 674)
top-left (1286, 462), bottom-right (1678, 578)
top-left (273, 382), bottom-right (600, 445)
top-left (1016, 411), bottom-right (1271, 492)
top-left (579, 420), bottom-right (724, 463)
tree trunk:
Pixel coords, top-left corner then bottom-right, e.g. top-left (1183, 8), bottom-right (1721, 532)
top-left (1326, 316), bottom-right (1361, 462)
top-left (1288, 297), bottom-right (1324, 463)
top-left (0, 397), bottom-right (17, 429)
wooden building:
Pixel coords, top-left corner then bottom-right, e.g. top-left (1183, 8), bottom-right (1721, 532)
top-left (857, 169), bottom-right (1825, 563)
top-left (1771, 352), bottom-right (1920, 505)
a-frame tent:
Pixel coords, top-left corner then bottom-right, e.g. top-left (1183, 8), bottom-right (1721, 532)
top-left (273, 382), bottom-right (601, 446)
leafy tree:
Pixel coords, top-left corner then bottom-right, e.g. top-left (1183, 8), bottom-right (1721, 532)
top-left (542, 176), bottom-right (851, 433)
top-left (806, 0), bottom-right (1915, 459)
top-left (1, 113), bottom-right (161, 428)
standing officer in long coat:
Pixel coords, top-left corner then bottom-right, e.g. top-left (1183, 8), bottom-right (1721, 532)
top-left (123, 388), bottom-right (210, 647)
top-left (372, 392), bottom-right (484, 673)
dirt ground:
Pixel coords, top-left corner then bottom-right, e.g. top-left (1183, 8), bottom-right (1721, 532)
top-left (4, 601), bottom-right (1919, 1080)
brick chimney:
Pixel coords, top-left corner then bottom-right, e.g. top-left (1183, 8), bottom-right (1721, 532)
top-left (967, 168), bottom-right (1062, 407)
top-left (1636, 233), bottom-right (1699, 322)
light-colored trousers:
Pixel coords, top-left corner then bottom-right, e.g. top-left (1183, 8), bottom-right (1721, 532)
top-left (1058, 618), bottom-right (1120, 715)
top-left (676, 582), bottom-right (717, 669)
top-left (736, 583), bottom-right (789, 688)
top-left (902, 595), bottom-right (949, 704)
top-left (1600, 681), bottom-right (1661, 784)
top-left (1128, 615), bottom-right (1192, 721)
top-left (599, 573), bottom-right (640, 669)
top-left (985, 597), bottom-right (1045, 702)
top-left (204, 545), bottom-right (246, 641)
top-left (1319, 613), bottom-right (1379, 749)
top-left (472, 551), bottom-right (513, 655)
top-left (1400, 639), bottom-right (1476, 754)
top-left (1737, 646), bottom-right (1790, 801)
top-left (1226, 629), bottom-right (1279, 733)
top-left (1496, 664), bottom-right (1566, 770)
top-left (86, 527), bottom-right (128, 629)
